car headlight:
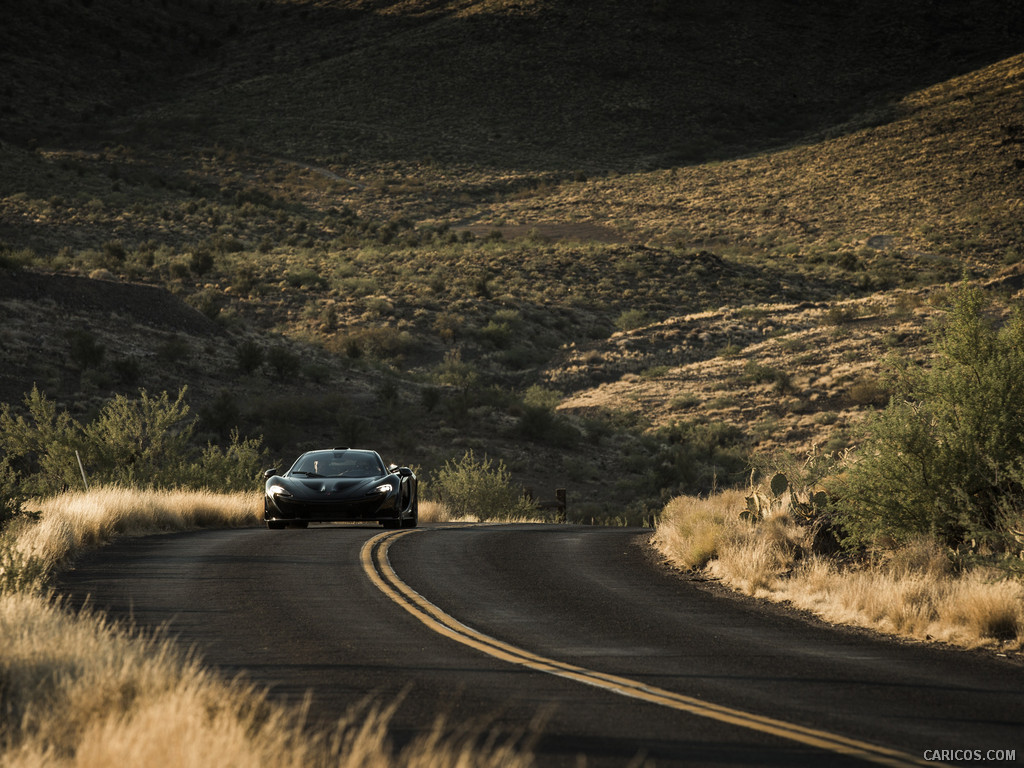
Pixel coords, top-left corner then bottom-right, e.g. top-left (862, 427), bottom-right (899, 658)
top-left (268, 484), bottom-right (292, 498)
top-left (374, 483), bottom-right (394, 494)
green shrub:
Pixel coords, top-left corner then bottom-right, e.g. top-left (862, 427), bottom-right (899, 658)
top-left (235, 339), bottom-right (264, 374)
top-left (187, 288), bottom-right (223, 320)
top-left (110, 356), bottom-right (143, 386)
top-left (834, 283), bottom-right (1024, 552)
top-left (266, 345), bottom-right (300, 380)
top-left (0, 387), bottom-right (267, 494)
top-left (157, 335), bottom-right (191, 363)
top-left (79, 388), bottom-right (196, 487)
top-left (0, 456), bottom-right (29, 532)
top-left (651, 419), bottom-right (750, 496)
top-left (517, 386), bottom-right (579, 446)
top-left (0, 386), bottom-right (84, 494)
top-left (194, 430), bottom-right (267, 491)
top-left (68, 329), bottom-right (106, 370)
top-left (431, 450), bottom-right (536, 521)
top-left (614, 309), bottom-right (650, 332)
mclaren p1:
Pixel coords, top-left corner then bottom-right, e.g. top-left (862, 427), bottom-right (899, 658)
top-left (263, 448), bottom-right (417, 529)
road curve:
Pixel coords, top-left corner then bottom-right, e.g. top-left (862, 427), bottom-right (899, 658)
top-left (58, 523), bottom-right (1024, 767)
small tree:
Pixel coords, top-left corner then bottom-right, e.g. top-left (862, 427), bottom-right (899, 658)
top-left (0, 386), bottom-right (267, 493)
top-left (82, 388), bottom-right (195, 487)
top-left (193, 430), bottom-right (267, 491)
top-left (0, 386), bottom-right (84, 494)
top-left (835, 282), bottom-right (1024, 552)
top-left (0, 455), bottom-right (28, 531)
top-left (431, 450), bottom-right (536, 521)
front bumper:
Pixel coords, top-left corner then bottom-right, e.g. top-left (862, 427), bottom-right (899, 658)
top-left (265, 492), bottom-right (399, 522)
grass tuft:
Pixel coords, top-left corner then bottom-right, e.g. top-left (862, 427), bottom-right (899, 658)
top-left (654, 491), bottom-right (1024, 649)
top-left (3, 488), bottom-right (260, 590)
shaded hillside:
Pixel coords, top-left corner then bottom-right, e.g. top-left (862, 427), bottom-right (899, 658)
top-left (0, 0), bottom-right (233, 147)
top-left (149, 0), bottom-right (1024, 169)
top-left (3, 1), bottom-right (1023, 170)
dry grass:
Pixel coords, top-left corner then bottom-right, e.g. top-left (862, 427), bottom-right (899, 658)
top-left (417, 499), bottom-right (458, 524)
top-left (650, 490), bottom-right (747, 570)
top-left (654, 493), bottom-right (1024, 651)
top-left (0, 488), bottom-right (535, 767)
top-left (417, 499), bottom-right (547, 525)
top-left (3, 487), bottom-right (261, 590)
top-left (0, 592), bottom-right (533, 768)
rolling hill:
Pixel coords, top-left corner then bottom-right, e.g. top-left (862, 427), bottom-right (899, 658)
top-left (1, 0), bottom-right (1022, 518)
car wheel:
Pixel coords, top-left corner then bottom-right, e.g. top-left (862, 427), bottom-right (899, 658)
top-left (289, 521), bottom-right (309, 529)
top-left (267, 520), bottom-right (286, 530)
top-left (380, 518), bottom-right (401, 529)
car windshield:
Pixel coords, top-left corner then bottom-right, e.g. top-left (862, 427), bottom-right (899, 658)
top-left (289, 451), bottom-right (385, 478)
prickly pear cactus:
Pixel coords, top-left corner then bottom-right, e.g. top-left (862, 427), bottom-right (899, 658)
top-left (740, 493), bottom-right (765, 522)
top-left (770, 472), bottom-right (789, 497)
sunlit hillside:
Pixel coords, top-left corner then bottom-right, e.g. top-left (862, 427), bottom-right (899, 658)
top-left (1, 0), bottom-right (1022, 517)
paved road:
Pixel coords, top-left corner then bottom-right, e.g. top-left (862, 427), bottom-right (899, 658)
top-left (57, 524), bottom-right (1024, 767)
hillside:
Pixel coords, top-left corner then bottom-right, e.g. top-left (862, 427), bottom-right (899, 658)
top-left (1, 0), bottom-right (1022, 518)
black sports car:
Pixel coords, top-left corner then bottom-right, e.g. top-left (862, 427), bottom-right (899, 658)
top-left (263, 448), bottom-right (417, 529)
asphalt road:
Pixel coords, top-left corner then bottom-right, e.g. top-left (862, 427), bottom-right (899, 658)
top-left (57, 523), bottom-right (1024, 767)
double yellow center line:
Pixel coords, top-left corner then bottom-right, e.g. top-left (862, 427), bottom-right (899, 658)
top-left (361, 529), bottom-right (938, 767)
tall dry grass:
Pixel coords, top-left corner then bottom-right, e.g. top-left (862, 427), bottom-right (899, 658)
top-left (2, 487), bottom-right (261, 590)
top-left (417, 499), bottom-right (544, 525)
top-left (0, 488), bottom-right (535, 767)
top-left (0, 591), bottom-right (533, 768)
top-left (652, 491), bottom-right (1024, 651)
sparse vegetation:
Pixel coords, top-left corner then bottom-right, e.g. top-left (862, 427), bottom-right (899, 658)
top-left (653, 485), bottom-right (1024, 651)
top-left (654, 286), bottom-right (1024, 650)
top-left (834, 283), bottom-right (1024, 560)
top-left (429, 450), bottom-right (538, 522)
top-left (1, 1), bottom-right (1023, 759)
top-left (0, 387), bottom-right (266, 495)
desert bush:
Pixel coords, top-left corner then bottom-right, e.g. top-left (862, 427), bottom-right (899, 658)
top-left (516, 386), bottom-right (579, 446)
top-left (193, 431), bottom-right (267, 492)
top-left (0, 246), bottom-right (33, 269)
top-left (187, 288), bottom-right (223, 320)
top-left (285, 267), bottom-right (325, 289)
top-left (651, 490), bottom-right (747, 569)
top-left (420, 386), bottom-right (442, 413)
top-left (266, 345), bottom-right (300, 380)
top-left (0, 387), bottom-right (266, 495)
top-left (834, 282), bottom-right (1024, 553)
top-left (614, 308), bottom-right (649, 331)
top-left (432, 347), bottom-right (479, 389)
top-left (187, 249), bottom-right (215, 275)
top-left (67, 329), bottom-right (106, 370)
top-left (80, 389), bottom-right (195, 487)
top-left (329, 326), bottom-right (412, 362)
top-left (200, 390), bottom-right (244, 440)
top-left (156, 335), bottom-right (191, 363)
top-left (846, 374), bottom-right (889, 407)
top-left (650, 419), bottom-right (750, 496)
top-left (0, 457), bottom-right (31, 533)
top-left (0, 386), bottom-right (84, 494)
top-left (234, 338), bottom-right (264, 374)
top-left (430, 450), bottom-right (537, 522)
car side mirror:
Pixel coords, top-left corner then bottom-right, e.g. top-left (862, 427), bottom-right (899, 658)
top-left (263, 468), bottom-right (279, 480)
